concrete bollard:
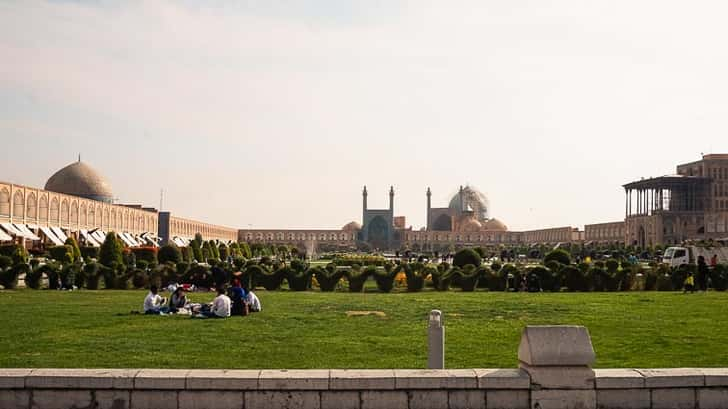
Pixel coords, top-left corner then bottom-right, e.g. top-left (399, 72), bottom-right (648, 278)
top-left (427, 309), bottom-right (444, 369)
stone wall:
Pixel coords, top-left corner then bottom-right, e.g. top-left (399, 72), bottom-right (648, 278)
top-left (1, 367), bottom-right (727, 409)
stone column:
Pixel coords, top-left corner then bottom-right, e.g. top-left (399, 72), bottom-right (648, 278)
top-left (427, 310), bottom-right (444, 369)
top-left (518, 325), bottom-right (596, 409)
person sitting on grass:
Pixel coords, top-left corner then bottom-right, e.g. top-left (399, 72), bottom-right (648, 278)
top-left (143, 285), bottom-right (168, 315)
top-left (201, 287), bottom-right (231, 318)
top-left (228, 279), bottom-right (248, 316)
top-left (684, 271), bottom-right (695, 294)
top-left (245, 287), bottom-right (261, 313)
top-left (169, 287), bottom-right (188, 313)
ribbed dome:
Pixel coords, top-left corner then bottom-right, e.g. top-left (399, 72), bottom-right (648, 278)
top-left (449, 185), bottom-right (490, 221)
top-left (458, 217), bottom-right (483, 232)
top-left (45, 161), bottom-right (114, 203)
top-left (342, 221), bottom-right (362, 232)
top-left (483, 218), bottom-right (508, 232)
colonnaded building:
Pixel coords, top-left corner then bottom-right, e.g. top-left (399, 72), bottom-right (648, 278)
top-left (3, 154), bottom-right (728, 252)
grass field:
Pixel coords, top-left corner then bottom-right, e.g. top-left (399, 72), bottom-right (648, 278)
top-left (0, 289), bottom-right (726, 369)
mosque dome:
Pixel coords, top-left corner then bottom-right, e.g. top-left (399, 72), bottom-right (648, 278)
top-left (449, 185), bottom-right (490, 221)
top-left (483, 218), bottom-right (508, 232)
top-left (458, 217), bottom-right (483, 232)
top-left (45, 160), bottom-right (114, 203)
top-left (342, 221), bottom-right (362, 232)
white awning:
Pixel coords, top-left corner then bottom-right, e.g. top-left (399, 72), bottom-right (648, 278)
top-left (0, 228), bottom-right (12, 241)
top-left (80, 230), bottom-right (100, 247)
top-left (91, 230), bottom-right (106, 243)
top-left (50, 227), bottom-right (68, 243)
top-left (117, 233), bottom-right (134, 247)
top-left (172, 237), bottom-right (187, 247)
top-left (123, 232), bottom-right (139, 247)
top-left (1, 223), bottom-right (24, 237)
top-left (14, 224), bottom-right (41, 241)
top-left (39, 226), bottom-right (64, 246)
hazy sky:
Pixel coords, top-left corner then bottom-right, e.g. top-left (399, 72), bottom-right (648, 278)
top-left (1, 0), bottom-right (727, 231)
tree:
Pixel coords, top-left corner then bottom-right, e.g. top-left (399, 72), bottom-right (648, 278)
top-left (158, 244), bottom-right (182, 264)
top-left (544, 249), bottom-right (571, 266)
top-left (453, 248), bottom-right (482, 269)
top-left (99, 232), bottom-right (124, 268)
top-left (64, 237), bottom-right (82, 262)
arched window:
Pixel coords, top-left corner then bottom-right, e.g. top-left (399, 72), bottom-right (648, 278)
top-left (80, 204), bottom-right (87, 225)
top-left (103, 208), bottom-right (109, 228)
top-left (13, 191), bottom-right (24, 218)
top-left (50, 198), bottom-right (60, 221)
top-left (26, 193), bottom-right (37, 219)
top-left (0, 188), bottom-right (10, 216)
top-left (39, 195), bottom-right (48, 221)
top-left (70, 201), bottom-right (78, 224)
top-left (88, 206), bottom-right (95, 225)
top-left (61, 199), bottom-right (69, 223)
top-left (110, 210), bottom-right (116, 229)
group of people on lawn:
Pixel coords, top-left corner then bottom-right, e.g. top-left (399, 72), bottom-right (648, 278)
top-left (143, 278), bottom-right (261, 318)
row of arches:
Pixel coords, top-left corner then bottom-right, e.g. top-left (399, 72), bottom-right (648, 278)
top-left (406, 233), bottom-right (522, 244)
top-left (169, 218), bottom-right (237, 241)
top-left (0, 187), bottom-right (157, 233)
top-left (242, 232), bottom-right (357, 242)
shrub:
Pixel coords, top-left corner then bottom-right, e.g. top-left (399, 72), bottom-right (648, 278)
top-left (80, 246), bottom-right (99, 261)
top-left (481, 266), bottom-right (506, 291)
top-left (710, 264), bottom-right (728, 291)
top-left (490, 262), bottom-right (502, 273)
top-left (372, 265), bottom-right (395, 293)
top-left (500, 264), bottom-right (521, 290)
top-left (401, 263), bottom-right (426, 292)
top-left (131, 269), bottom-right (150, 289)
top-left (256, 266), bottom-right (286, 291)
top-left (531, 266), bottom-right (559, 292)
top-left (158, 244), bottom-right (182, 265)
top-left (99, 233), bottom-right (124, 268)
top-left (0, 244), bottom-right (29, 264)
top-left (48, 245), bottom-right (75, 264)
top-left (453, 265), bottom-right (480, 292)
top-left (60, 263), bottom-right (81, 288)
top-left (605, 259), bottom-right (620, 274)
top-left (453, 248), bottom-right (482, 269)
top-left (544, 249), bottom-right (571, 266)
top-left (64, 237), bottom-right (82, 262)
top-left (218, 244), bottom-right (229, 261)
top-left (84, 263), bottom-right (101, 289)
top-left (286, 265), bottom-right (311, 291)
top-left (346, 265), bottom-right (369, 292)
top-left (132, 247), bottom-right (158, 266)
top-left (656, 273), bottom-right (673, 291)
top-left (24, 265), bottom-right (44, 289)
top-left (0, 263), bottom-right (29, 289)
top-left (314, 265), bottom-right (344, 292)
top-left (563, 265), bottom-right (587, 291)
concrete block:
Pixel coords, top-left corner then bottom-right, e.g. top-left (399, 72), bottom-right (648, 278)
top-left (475, 369), bottom-right (530, 389)
top-left (596, 389), bottom-right (650, 409)
top-left (95, 390), bottom-right (131, 409)
top-left (702, 368), bottom-right (728, 386)
top-left (258, 370), bottom-right (329, 390)
top-left (428, 310), bottom-right (445, 369)
top-left (134, 369), bottom-right (189, 390)
top-left (330, 370), bottom-right (395, 390)
top-left (130, 390), bottom-right (178, 409)
top-left (486, 390), bottom-right (529, 409)
top-left (0, 390), bottom-right (29, 409)
top-left (594, 369), bottom-right (645, 389)
top-left (360, 391), bottom-right (408, 409)
top-left (245, 391), bottom-right (321, 409)
top-left (650, 388), bottom-right (696, 409)
top-left (408, 390), bottom-right (448, 409)
top-left (0, 369), bottom-right (32, 389)
top-left (394, 369), bottom-right (477, 389)
top-left (27, 369), bottom-right (138, 389)
top-left (179, 391), bottom-right (243, 409)
top-left (698, 388), bottom-right (728, 409)
top-left (448, 390), bottom-right (485, 409)
top-left (321, 391), bottom-right (360, 409)
top-left (639, 369), bottom-right (704, 388)
top-left (30, 390), bottom-right (93, 409)
top-left (518, 326), bottom-right (595, 366)
top-left (531, 390), bottom-right (596, 409)
top-left (520, 364), bottom-right (595, 389)
top-left (185, 370), bottom-right (259, 390)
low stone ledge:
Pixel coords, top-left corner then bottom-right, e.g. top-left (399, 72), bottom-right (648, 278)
top-left (330, 369), bottom-right (395, 390)
top-left (518, 326), bottom-right (596, 367)
top-left (520, 364), bottom-right (595, 389)
top-left (394, 369), bottom-right (476, 389)
top-left (26, 368), bottom-right (138, 390)
top-left (258, 369), bottom-right (330, 390)
top-left (702, 368), bottom-right (728, 386)
top-left (0, 369), bottom-right (32, 389)
top-left (637, 368), bottom-right (704, 388)
top-left (475, 369), bottom-right (530, 389)
top-left (594, 369), bottom-right (645, 389)
top-left (184, 369), bottom-right (259, 390)
top-left (134, 369), bottom-right (189, 390)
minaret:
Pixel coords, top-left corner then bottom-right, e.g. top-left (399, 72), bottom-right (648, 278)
top-left (458, 185), bottom-right (465, 213)
top-left (389, 186), bottom-right (395, 215)
top-left (426, 187), bottom-right (432, 230)
top-left (362, 185), bottom-right (368, 224)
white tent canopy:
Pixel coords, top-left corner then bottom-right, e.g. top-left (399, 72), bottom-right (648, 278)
top-left (14, 224), bottom-right (40, 241)
top-left (80, 230), bottom-right (100, 247)
top-left (0, 228), bottom-right (12, 241)
top-left (50, 227), bottom-right (68, 243)
top-left (39, 226), bottom-right (64, 246)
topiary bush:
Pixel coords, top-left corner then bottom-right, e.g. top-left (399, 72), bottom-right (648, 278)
top-left (453, 248), bottom-right (482, 269)
top-left (286, 263), bottom-right (312, 291)
top-left (314, 264), bottom-right (344, 292)
top-left (0, 262), bottom-right (29, 289)
top-left (656, 272), bottom-right (673, 291)
top-left (346, 264), bottom-right (369, 292)
top-left (531, 266), bottom-right (559, 292)
top-left (563, 265), bottom-right (587, 291)
top-left (453, 265), bottom-right (480, 292)
top-left (48, 245), bottom-right (75, 264)
top-left (64, 237), bottom-right (82, 262)
top-left (0, 244), bottom-right (29, 265)
top-left (544, 249), bottom-right (571, 266)
top-left (80, 246), bottom-right (99, 261)
top-left (99, 233), bottom-right (124, 268)
top-left (373, 265), bottom-right (395, 293)
top-left (158, 244), bottom-right (182, 265)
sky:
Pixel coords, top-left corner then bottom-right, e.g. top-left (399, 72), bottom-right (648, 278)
top-left (1, 0), bottom-right (727, 231)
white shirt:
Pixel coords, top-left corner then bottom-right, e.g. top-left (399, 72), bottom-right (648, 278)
top-left (246, 291), bottom-right (261, 312)
top-left (212, 294), bottom-right (231, 317)
top-left (143, 292), bottom-right (163, 312)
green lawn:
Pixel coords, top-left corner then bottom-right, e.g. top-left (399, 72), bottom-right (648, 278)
top-left (0, 289), bottom-right (725, 369)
